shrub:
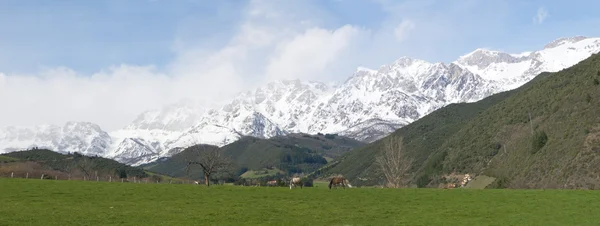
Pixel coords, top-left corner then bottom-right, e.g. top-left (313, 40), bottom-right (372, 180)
top-left (302, 178), bottom-right (313, 187)
top-left (115, 168), bottom-right (127, 179)
top-left (324, 134), bottom-right (337, 139)
top-left (416, 174), bottom-right (431, 188)
top-left (487, 177), bottom-right (509, 189)
top-left (236, 167), bottom-right (248, 176)
top-left (531, 131), bottom-right (549, 154)
top-left (151, 175), bottom-right (162, 183)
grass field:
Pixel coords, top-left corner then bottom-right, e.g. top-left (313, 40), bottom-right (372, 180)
top-left (465, 175), bottom-right (496, 189)
top-left (0, 156), bottom-right (18, 162)
top-left (240, 169), bottom-right (283, 179)
top-left (2, 179), bottom-right (600, 225)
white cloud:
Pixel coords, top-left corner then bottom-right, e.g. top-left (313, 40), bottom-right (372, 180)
top-left (534, 7), bottom-right (549, 24)
top-left (393, 20), bottom-right (416, 41)
top-left (264, 25), bottom-right (361, 82)
top-left (0, 0), bottom-right (362, 131)
top-left (0, 0), bottom-right (549, 131)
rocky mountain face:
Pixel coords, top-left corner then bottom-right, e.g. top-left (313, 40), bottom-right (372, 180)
top-left (1, 36), bottom-right (599, 166)
top-left (0, 122), bottom-right (111, 156)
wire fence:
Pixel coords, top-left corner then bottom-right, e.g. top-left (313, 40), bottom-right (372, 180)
top-left (0, 171), bottom-right (199, 185)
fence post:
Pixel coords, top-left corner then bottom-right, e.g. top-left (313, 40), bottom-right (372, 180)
top-left (109, 176), bottom-right (112, 182)
top-left (68, 174), bottom-right (71, 180)
top-left (26, 172), bottom-right (29, 179)
top-left (55, 176), bottom-right (57, 180)
top-left (41, 174), bottom-right (44, 180)
top-left (121, 178), bottom-right (124, 183)
top-left (11, 172), bottom-right (13, 178)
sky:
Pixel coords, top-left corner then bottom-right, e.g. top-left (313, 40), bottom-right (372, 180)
top-left (1, 0), bottom-right (600, 131)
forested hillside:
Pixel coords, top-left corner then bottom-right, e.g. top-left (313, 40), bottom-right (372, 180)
top-left (142, 133), bottom-right (364, 180)
top-left (1, 149), bottom-right (149, 180)
top-left (324, 53), bottom-right (600, 189)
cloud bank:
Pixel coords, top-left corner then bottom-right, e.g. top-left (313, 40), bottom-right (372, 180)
top-left (0, 0), bottom-right (584, 131)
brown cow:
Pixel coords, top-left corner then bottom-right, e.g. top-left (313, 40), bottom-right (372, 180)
top-left (329, 176), bottom-right (352, 189)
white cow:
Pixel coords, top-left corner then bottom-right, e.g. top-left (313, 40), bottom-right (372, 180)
top-left (289, 177), bottom-right (303, 189)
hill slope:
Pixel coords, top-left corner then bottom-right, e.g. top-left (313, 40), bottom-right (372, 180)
top-left (325, 53), bottom-right (600, 189)
top-left (142, 133), bottom-right (364, 180)
top-left (0, 149), bottom-right (149, 179)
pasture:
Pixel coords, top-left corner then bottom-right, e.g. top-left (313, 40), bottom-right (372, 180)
top-left (1, 179), bottom-right (600, 225)
top-left (0, 156), bottom-right (18, 162)
top-left (240, 169), bottom-right (283, 179)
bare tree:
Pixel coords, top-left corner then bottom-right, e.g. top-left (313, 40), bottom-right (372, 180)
top-left (184, 145), bottom-right (233, 186)
top-left (76, 157), bottom-right (96, 179)
top-left (375, 136), bottom-right (413, 188)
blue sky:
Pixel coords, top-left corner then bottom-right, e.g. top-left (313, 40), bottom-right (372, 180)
top-left (2, 0), bottom-right (599, 74)
top-left (1, 0), bottom-right (599, 130)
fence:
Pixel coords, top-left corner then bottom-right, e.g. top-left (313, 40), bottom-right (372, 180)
top-left (0, 171), bottom-right (198, 185)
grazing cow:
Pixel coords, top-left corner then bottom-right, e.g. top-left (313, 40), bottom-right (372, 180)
top-left (267, 180), bottom-right (278, 186)
top-left (194, 181), bottom-right (200, 185)
top-left (289, 177), bottom-right (303, 189)
top-left (329, 176), bottom-right (352, 189)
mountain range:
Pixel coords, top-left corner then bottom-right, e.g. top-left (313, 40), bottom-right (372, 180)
top-left (1, 36), bottom-right (599, 166)
top-left (322, 50), bottom-right (600, 189)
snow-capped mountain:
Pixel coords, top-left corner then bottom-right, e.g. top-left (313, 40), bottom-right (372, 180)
top-left (0, 122), bottom-right (111, 156)
top-left (454, 36), bottom-right (600, 91)
top-left (1, 36), bottom-right (599, 166)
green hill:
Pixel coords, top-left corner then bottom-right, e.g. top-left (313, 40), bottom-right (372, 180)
top-left (323, 53), bottom-right (600, 189)
top-left (0, 155), bottom-right (19, 162)
top-left (142, 133), bottom-right (364, 180)
top-left (1, 149), bottom-right (149, 179)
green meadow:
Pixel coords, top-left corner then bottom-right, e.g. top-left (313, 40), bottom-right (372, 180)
top-left (1, 178), bottom-right (600, 225)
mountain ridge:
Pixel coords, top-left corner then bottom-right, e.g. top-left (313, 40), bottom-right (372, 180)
top-left (321, 51), bottom-right (600, 189)
top-left (1, 36), bottom-right (599, 166)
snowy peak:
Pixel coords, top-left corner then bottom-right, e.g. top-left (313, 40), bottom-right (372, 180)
top-left (544, 36), bottom-right (588, 49)
top-left (456, 48), bottom-right (526, 70)
top-left (454, 36), bottom-right (600, 83)
top-left (390, 56), bottom-right (430, 68)
top-left (124, 101), bottom-right (205, 131)
top-left (355, 66), bottom-right (377, 74)
top-left (164, 123), bottom-right (242, 150)
top-left (532, 37), bottom-right (600, 73)
top-left (0, 121), bottom-right (111, 156)
top-left (109, 137), bottom-right (160, 165)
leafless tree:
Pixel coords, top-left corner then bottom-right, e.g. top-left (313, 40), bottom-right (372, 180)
top-left (77, 157), bottom-right (96, 179)
top-left (184, 144), bottom-right (233, 186)
top-left (375, 136), bottom-right (413, 188)
top-left (64, 162), bottom-right (75, 180)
